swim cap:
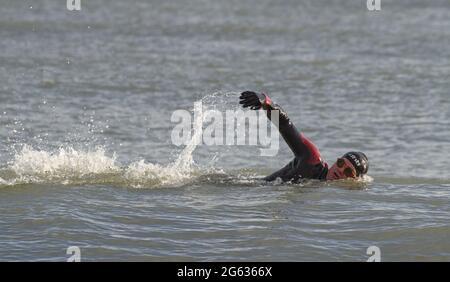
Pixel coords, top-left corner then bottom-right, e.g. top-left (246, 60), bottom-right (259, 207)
top-left (343, 152), bottom-right (369, 176)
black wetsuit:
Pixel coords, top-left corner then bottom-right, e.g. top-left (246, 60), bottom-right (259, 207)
top-left (262, 97), bottom-right (329, 182)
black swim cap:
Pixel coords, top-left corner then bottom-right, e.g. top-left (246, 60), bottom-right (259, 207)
top-left (343, 152), bottom-right (369, 176)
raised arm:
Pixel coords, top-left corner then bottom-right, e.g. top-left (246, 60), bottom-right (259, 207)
top-left (239, 91), bottom-right (322, 164)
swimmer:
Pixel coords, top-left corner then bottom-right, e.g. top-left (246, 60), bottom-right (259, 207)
top-left (239, 91), bottom-right (369, 182)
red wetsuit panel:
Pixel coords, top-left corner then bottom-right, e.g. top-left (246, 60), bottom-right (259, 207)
top-left (299, 133), bottom-right (322, 165)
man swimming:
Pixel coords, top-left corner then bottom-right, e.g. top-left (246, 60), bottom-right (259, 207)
top-left (239, 91), bottom-right (369, 182)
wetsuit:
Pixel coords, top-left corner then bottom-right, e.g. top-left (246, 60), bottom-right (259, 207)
top-left (262, 96), bottom-right (329, 182)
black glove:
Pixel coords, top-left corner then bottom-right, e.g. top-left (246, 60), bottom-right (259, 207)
top-left (239, 91), bottom-right (267, 110)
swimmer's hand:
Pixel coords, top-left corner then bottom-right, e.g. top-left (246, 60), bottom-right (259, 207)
top-left (239, 91), bottom-right (270, 110)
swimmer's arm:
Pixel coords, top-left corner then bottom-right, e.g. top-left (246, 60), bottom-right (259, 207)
top-left (239, 91), bottom-right (321, 162)
top-left (262, 97), bottom-right (313, 160)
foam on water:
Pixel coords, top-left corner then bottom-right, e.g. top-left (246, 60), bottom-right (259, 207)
top-left (0, 144), bottom-right (208, 188)
top-left (0, 94), bottom-right (232, 188)
top-left (10, 145), bottom-right (120, 178)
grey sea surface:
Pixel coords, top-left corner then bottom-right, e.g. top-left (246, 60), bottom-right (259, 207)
top-left (0, 0), bottom-right (449, 261)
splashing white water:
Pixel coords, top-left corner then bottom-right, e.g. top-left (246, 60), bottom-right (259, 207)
top-left (1, 94), bottom-right (221, 188)
top-left (362, 175), bottom-right (374, 183)
top-left (10, 145), bottom-right (120, 178)
top-left (123, 101), bottom-right (205, 187)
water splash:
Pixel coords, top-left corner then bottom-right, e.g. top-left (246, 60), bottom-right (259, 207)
top-left (10, 145), bottom-right (120, 178)
top-left (0, 93), bottom-right (240, 188)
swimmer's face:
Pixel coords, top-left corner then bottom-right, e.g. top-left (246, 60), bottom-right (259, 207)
top-left (326, 157), bottom-right (358, 180)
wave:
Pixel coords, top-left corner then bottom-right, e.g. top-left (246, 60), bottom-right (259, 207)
top-left (0, 93), bottom-right (261, 188)
top-left (0, 96), bottom-right (206, 188)
top-left (0, 93), bottom-right (210, 188)
top-left (0, 145), bottom-right (268, 188)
